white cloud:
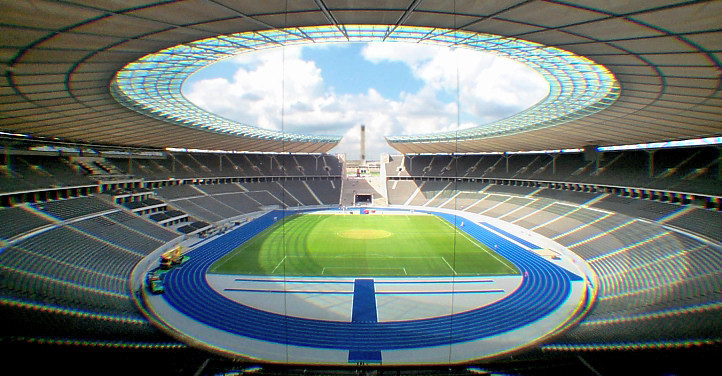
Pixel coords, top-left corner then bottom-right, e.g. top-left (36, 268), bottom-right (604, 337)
top-left (362, 43), bottom-right (549, 123)
top-left (183, 42), bottom-right (548, 159)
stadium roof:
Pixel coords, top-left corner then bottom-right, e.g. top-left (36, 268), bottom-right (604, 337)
top-left (1, 1), bottom-right (720, 154)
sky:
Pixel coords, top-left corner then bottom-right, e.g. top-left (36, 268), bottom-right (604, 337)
top-left (182, 42), bottom-right (549, 159)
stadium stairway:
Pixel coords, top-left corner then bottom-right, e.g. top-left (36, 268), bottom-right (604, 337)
top-left (340, 178), bottom-right (386, 206)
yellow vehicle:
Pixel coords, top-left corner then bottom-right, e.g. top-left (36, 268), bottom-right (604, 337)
top-left (160, 246), bottom-right (186, 270)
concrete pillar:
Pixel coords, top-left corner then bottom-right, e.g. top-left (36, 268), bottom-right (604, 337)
top-left (647, 149), bottom-right (656, 179)
top-left (718, 147), bottom-right (721, 181)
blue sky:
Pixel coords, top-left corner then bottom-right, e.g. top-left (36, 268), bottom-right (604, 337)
top-left (301, 43), bottom-right (423, 100)
top-left (183, 42), bottom-right (549, 159)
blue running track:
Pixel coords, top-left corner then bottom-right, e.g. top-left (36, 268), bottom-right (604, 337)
top-left (161, 209), bottom-right (580, 353)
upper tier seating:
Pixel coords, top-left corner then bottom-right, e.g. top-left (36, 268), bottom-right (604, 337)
top-left (105, 153), bottom-right (344, 180)
top-left (590, 195), bottom-right (688, 222)
top-left (386, 146), bottom-right (722, 196)
top-left (0, 155), bottom-right (94, 193)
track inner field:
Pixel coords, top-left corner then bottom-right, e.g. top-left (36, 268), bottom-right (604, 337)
top-left (209, 214), bottom-right (519, 277)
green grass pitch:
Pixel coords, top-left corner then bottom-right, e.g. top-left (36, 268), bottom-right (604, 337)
top-left (209, 213), bottom-right (520, 277)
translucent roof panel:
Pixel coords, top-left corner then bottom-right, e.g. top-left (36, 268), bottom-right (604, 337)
top-left (110, 25), bottom-right (618, 148)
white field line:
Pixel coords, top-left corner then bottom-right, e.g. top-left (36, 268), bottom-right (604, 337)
top-left (271, 256), bottom-right (287, 274)
top-left (441, 256), bottom-right (457, 275)
top-left (438, 218), bottom-right (517, 273)
top-left (322, 266), bottom-right (406, 275)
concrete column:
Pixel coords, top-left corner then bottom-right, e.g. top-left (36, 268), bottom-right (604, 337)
top-left (718, 147), bottom-right (721, 181)
top-left (647, 149), bottom-right (656, 179)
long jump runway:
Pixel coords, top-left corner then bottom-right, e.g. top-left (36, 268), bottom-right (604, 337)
top-left (142, 208), bottom-right (594, 365)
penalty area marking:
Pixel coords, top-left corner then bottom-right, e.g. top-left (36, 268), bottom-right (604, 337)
top-left (271, 256), bottom-right (287, 274)
top-left (441, 256), bottom-right (458, 275)
top-left (322, 267), bottom-right (407, 276)
top-left (438, 219), bottom-right (518, 274)
top-left (268, 255), bottom-right (477, 277)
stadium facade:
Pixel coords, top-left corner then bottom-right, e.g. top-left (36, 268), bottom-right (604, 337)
top-left (1, 1), bottom-right (720, 375)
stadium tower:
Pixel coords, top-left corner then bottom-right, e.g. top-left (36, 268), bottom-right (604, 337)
top-left (360, 124), bottom-right (366, 164)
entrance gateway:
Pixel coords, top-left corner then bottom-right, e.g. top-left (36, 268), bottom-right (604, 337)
top-left (354, 193), bottom-right (373, 205)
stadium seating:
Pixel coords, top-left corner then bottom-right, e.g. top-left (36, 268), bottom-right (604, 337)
top-left (147, 177), bottom-right (341, 224)
top-left (665, 209), bottom-right (722, 243)
top-left (394, 181), bottom-right (721, 346)
top-left (104, 153), bottom-right (344, 180)
top-left (32, 196), bottom-right (117, 221)
top-left (0, 146), bottom-right (718, 367)
top-left (71, 216), bottom-right (167, 254)
top-left (0, 195), bottom-right (181, 358)
top-left (304, 179), bottom-right (342, 205)
top-left (0, 206), bottom-right (54, 241)
top-left (0, 155), bottom-right (95, 193)
top-left (390, 147), bottom-right (721, 196)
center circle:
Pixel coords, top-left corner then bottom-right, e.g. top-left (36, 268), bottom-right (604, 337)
top-left (337, 229), bottom-right (392, 239)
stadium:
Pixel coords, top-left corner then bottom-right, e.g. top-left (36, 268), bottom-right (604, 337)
top-left (0, 1), bottom-right (720, 375)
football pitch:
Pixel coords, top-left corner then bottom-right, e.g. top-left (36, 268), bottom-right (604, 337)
top-left (209, 213), bottom-right (519, 277)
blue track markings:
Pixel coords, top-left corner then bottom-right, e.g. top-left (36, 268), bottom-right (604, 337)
top-left (160, 209), bottom-right (579, 352)
top-left (349, 349), bottom-right (382, 363)
top-left (480, 222), bottom-right (541, 249)
top-left (224, 288), bottom-right (354, 294)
